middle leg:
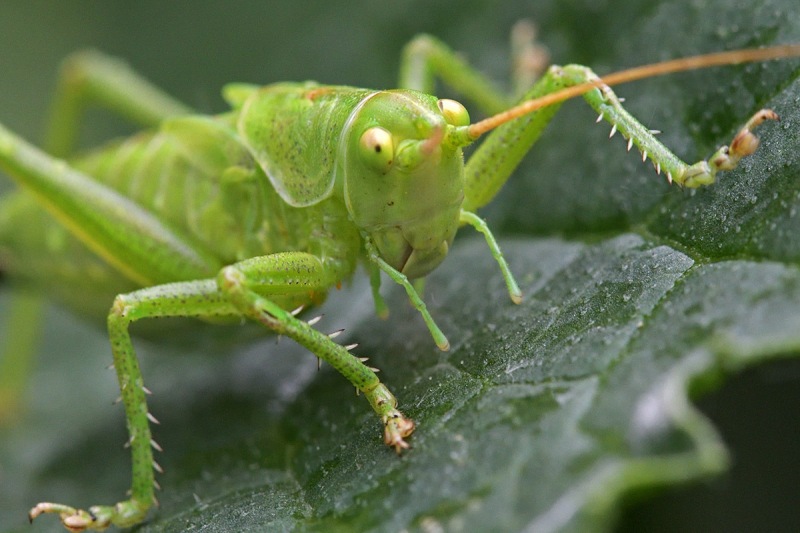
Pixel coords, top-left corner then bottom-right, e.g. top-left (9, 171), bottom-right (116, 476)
top-left (29, 251), bottom-right (414, 531)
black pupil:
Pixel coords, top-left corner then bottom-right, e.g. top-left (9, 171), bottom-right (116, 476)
top-left (374, 145), bottom-right (381, 153)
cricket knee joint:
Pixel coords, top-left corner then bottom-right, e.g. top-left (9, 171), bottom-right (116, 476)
top-left (549, 64), bottom-right (615, 103)
top-left (109, 294), bottom-right (133, 324)
top-left (400, 35), bottom-right (440, 91)
top-left (403, 34), bottom-right (440, 59)
top-left (59, 50), bottom-right (112, 92)
top-left (217, 265), bottom-right (246, 293)
top-left (216, 265), bottom-right (263, 317)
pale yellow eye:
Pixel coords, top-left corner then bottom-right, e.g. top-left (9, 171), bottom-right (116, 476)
top-left (359, 127), bottom-right (394, 170)
top-left (437, 99), bottom-right (470, 126)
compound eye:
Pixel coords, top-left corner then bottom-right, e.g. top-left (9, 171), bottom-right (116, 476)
top-left (437, 99), bottom-right (470, 126)
top-left (359, 127), bottom-right (394, 171)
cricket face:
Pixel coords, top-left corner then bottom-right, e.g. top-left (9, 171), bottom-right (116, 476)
top-left (340, 91), bottom-right (470, 279)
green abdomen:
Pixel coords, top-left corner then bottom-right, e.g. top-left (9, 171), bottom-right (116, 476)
top-left (71, 125), bottom-right (267, 264)
top-left (1, 84), bottom-right (369, 306)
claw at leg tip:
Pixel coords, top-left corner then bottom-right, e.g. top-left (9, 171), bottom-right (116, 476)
top-left (384, 416), bottom-right (415, 454)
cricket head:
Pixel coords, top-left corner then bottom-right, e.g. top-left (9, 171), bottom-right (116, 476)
top-left (339, 90), bottom-right (473, 279)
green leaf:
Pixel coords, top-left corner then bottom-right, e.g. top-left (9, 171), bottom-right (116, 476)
top-left (1, 1), bottom-right (799, 532)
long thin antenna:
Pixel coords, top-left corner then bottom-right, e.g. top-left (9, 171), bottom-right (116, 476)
top-left (468, 44), bottom-right (800, 138)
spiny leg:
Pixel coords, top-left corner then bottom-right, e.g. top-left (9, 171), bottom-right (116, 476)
top-left (29, 280), bottom-right (234, 531)
top-left (217, 254), bottom-right (415, 450)
top-left (404, 28), bottom-right (782, 206)
top-left (462, 63), bottom-right (779, 211)
top-left (558, 65), bottom-right (779, 188)
top-left (29, 253), bottom-right (414, 531)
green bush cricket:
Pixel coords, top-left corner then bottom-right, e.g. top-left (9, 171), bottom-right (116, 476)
top-left (0, 22), bottom-right (799, 530)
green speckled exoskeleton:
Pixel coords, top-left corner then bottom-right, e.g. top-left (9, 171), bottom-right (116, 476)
top-left (0, 22), bottom-right (798, 530)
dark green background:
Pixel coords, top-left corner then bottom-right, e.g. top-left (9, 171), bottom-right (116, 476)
top-left (1, 1), bottom-right (799, 532)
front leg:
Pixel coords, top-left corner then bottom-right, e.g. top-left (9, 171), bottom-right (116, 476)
top-left (462, 64), bottom-right (779, 211)
top-left (399, 24), bottom-right (778, 209)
